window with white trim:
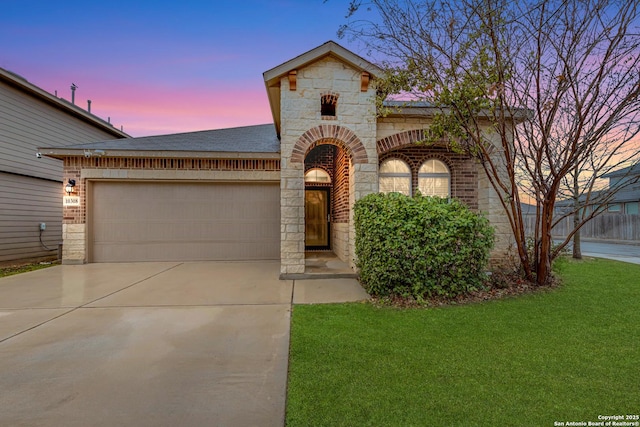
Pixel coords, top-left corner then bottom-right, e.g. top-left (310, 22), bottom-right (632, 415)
top-left (379, 159), bottom-right (411, 196)
top-left (418, 159), bottom-right (450, 197)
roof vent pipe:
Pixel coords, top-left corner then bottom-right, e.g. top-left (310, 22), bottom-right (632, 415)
top-left (70, 83), bottom-right (77, 105)
top-left (87, 100), bottom-right (91, 113)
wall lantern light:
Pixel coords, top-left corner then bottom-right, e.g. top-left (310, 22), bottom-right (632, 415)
top-left (65, 179), bottom-right (76, 195)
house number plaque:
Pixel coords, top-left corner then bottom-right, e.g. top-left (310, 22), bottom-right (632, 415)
top-left (63, 196), bottom-right (80, 207)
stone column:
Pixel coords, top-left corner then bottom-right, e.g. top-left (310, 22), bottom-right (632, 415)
top-left (279, 160), bottom-right (306, 276)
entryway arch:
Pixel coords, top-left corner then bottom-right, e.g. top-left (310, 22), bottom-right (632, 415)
top-left (280, 125), bottom-right (377, 278)
top-left (290, 124), bottom-right (368, 164)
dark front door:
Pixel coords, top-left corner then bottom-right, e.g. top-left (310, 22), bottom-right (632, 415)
top-left (305, 188), bottom-right (330, 249)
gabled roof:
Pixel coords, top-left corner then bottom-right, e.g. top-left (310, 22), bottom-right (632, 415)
top-left (0, 67), bottom-right (129, 139)
top-left (603, 163), bottom-right (640, 178)
top-left (41, 124), bottom-right (280, 159)
top-left (263, 41), bottom-right (383, 137)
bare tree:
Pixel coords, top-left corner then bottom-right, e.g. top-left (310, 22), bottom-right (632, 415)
top-left (340, 0), bottom-right (640, 285)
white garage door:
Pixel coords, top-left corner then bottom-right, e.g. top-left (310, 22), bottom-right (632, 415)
top-left (90, 181), bottom-right (280, 262)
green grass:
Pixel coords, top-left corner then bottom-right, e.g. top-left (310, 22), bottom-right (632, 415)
top-left (0, 261), bottom-right (58, 278)
top-left (286, 258), bottom-right (640, 426)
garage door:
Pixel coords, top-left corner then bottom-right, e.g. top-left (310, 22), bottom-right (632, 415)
top-left (90, 181), bottom-right (280, 262)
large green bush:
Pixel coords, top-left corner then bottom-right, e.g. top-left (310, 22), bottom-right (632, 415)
top-left (354, 193), bottom-right (494, 300)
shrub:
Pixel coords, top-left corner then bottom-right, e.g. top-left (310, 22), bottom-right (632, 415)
top-left (354, 193), bottom-right (494, 300)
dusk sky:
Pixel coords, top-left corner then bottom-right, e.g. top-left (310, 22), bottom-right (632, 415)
top-left (1, 1), bottom-right (365, 137)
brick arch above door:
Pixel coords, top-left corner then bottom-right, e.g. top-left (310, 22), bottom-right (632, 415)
top-left (290, 124), bottom-right (368, 164)
top-left (377, 129), bottom-right (449, 154)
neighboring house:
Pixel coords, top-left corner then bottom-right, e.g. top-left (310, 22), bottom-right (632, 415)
top-left (555, 163), bottom-right (640, 216)
top-left (0, 67), bottom-right (128, 263)
top-left (40, 41), bottom-right (513, 277)
top-left (550, 164), bottom-right (640, 241)
top-left (520, 202), bottom-right (537, 216)
top-left (601, 164), bottom-right (640, 215)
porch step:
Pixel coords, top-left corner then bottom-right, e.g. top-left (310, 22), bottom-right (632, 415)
top-left (282, 272), bottom-right (359, 280)
top-left (279, 251), bottom-right (359, 280)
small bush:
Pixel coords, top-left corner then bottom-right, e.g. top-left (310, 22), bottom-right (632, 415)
top-left (354, 193), bottom-right (494, 300)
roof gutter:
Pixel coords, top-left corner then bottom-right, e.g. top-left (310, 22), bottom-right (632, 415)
top-left (39, 148), bottom-right (281, 160)
top-left (382, 105), bottom-right (531, 123)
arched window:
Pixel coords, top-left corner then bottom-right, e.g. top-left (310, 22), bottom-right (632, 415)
top-left (379, 159), bottom-right (411, 195)
top-left (305, 168), bottom-right (331, 184)
top-left (418, 159), bottom-right (450, 197)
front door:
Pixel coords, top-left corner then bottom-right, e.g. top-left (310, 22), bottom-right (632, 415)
top-left (305, 188), bottom-right (330, 249)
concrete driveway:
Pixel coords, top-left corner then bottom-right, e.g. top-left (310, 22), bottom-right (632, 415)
top-left (0, 261), bottom-right (368, 427)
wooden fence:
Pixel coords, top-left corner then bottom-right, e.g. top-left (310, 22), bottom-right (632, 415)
top-left (524, 214), bottom-right (640, 241)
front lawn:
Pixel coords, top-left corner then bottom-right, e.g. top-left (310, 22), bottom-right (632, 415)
top-left (286, 258), bottom-right (640, 426)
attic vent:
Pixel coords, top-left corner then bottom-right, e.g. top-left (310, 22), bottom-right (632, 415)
top-left (321, 92), bottom-right (339, 118)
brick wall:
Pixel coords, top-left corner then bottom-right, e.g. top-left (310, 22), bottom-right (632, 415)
top-left (379, 145), bottom-right (478, 209)
top-left (63, 164), bottom-right (84, 225)
top-left (375, 117), bottom-right (514, 263)
top-left (67, 157), bottom-right (280, 171)
top-left (333, 147), bottom-right (350, 223)
top-left (304, 145), bottom-right (335, 179)
top-left (62, 156), bottom-right (281, 225)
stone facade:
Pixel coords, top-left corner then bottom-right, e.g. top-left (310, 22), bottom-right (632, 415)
top-left (476, 131), bottom-right (515, 264)
top-left (279, 57), bottom-right (378, 276)
top-left (277, 50), bottom-right (512, 275)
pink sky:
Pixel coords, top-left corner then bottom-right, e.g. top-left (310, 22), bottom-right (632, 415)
top-left (1, 1), bottom-right (362, 137)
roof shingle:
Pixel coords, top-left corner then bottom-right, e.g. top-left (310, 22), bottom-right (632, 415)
top-left (58, 123), bottom-right (279, 153)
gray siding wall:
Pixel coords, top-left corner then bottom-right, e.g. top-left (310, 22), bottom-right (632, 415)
top-left (0, 172), bottom-right (62, 262)
top-left (0, 82), bottom-right (118, 181)
top-left (0, 80), bottom-right (123, 262)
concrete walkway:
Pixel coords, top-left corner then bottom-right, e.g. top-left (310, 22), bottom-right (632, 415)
top-left (0, 262), bottom-right (369, 427)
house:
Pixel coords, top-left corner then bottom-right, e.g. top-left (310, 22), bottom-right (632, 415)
top-left (601, 164), bottom-right (640, 215)
top-left (40, 41), bottom-right (513, 277)
top-left (549, 164), bottom-right (640, 242)
top-left (0, 67), bottom-right (128, 263)
top-left (555, 163), bottom-right (640, 216)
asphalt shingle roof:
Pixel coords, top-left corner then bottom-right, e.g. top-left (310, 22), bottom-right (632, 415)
top-left (602, 163), bottom-right (640, 178)
top-left (62, 123), bottom-right (279, 153)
